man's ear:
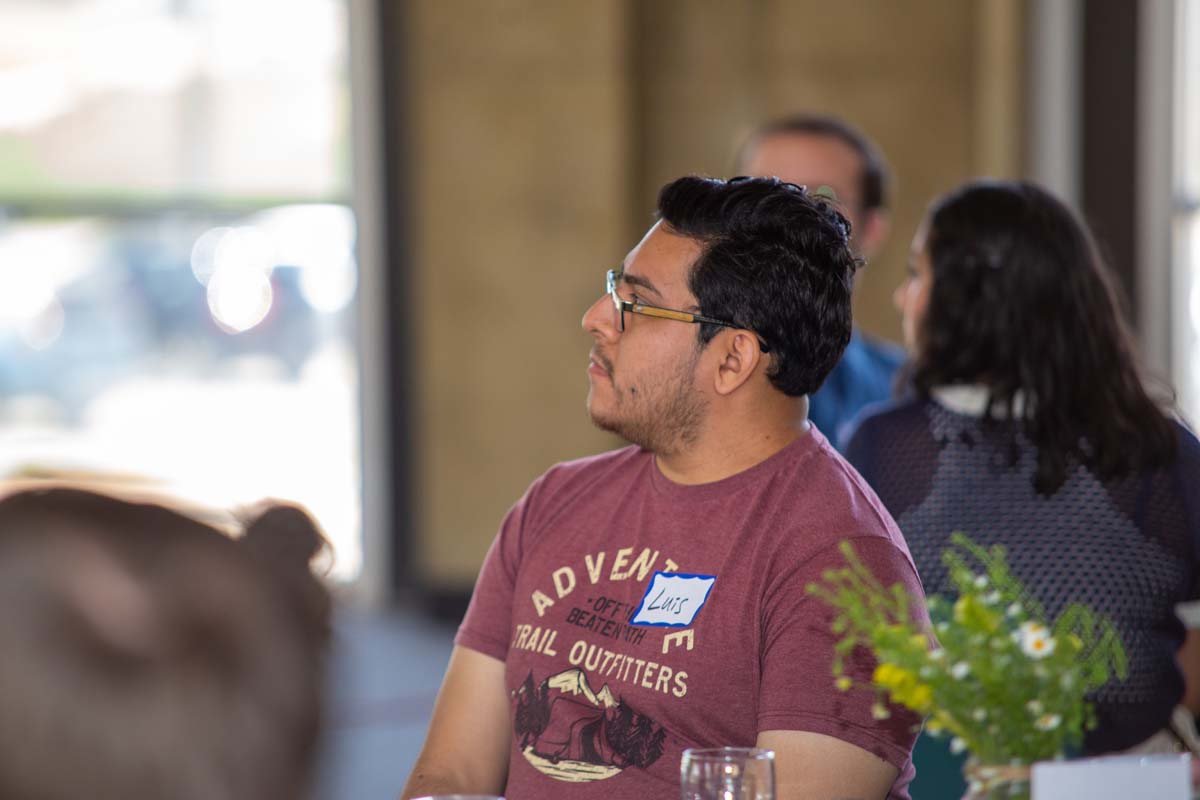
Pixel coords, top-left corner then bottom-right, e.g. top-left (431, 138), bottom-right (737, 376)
top-left (857, 208), bottom-right (890, 263)
top-left (713, 330), bottom-right (765, 396)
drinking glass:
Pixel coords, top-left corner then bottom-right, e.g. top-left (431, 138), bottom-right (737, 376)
top-left (680, 747), bottom-right (775, 800)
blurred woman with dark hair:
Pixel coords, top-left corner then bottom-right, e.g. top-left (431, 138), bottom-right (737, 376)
top-left (842, 180), bottom-right (1200, 761)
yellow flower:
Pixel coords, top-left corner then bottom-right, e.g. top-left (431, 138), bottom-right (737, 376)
top-left (835, 676), bottom-right (853, 692)
top-left (898, 683), bottom-right (933, 713)
top-left (873, 663), bottom-right (911, 690)
top-left (871, 663), bottom-right (933, 713)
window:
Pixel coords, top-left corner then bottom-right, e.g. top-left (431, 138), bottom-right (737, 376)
top-left (1175, 0), bottom-right (1200, 426)
top-left (0, 0), bottom-right (364, 581)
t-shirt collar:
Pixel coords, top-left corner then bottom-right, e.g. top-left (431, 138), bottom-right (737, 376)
top-left (646, 425), bottom-right (826, 501)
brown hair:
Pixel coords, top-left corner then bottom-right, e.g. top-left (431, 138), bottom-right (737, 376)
top-left (0, 487), bottom-right (330, 800)
top-left (737, 113), bottom-right (891, 212)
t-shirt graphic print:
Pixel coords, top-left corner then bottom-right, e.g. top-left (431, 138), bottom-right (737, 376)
top-left (506, 546), bottom-right (698, 784)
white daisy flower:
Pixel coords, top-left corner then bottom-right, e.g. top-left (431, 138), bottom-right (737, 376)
top-left (983, 590), bottom-right (1002, 605)
top-left (1035, 713), bottom-right (1062, 731)
top-left (950, 737), bottom-right (967, 754)
top-left (951, 661), bottom-right (970, 679)
top-left (972, 708), bottom-right (988, 722)
top-left (1018, 621), bottom-right (1056, 659)
top-left (1026, 700), bottom-right (1044, 715)
top-left (1007, 602), bottom-right (1023, 617)
top-left (974, 575), bottom-right (989, 589)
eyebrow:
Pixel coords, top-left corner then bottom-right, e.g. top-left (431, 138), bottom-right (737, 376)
top-left (619, 271), bottom-right (663, 300)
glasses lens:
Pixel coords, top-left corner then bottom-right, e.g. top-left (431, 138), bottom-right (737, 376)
top-left (607, 270), bottom-right (624, 332)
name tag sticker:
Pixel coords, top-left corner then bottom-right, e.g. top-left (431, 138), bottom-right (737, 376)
top-left (631, 571), bottom-right (716, 627)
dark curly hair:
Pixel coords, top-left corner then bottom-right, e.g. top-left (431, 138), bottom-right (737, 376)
top-left (911, 179), bottom-right (1176, 493)
top-left (656, 175), bottom-right (859, 397)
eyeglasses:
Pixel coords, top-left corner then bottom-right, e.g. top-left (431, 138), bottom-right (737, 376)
top-left (605, 269), bottom-right (770, 352)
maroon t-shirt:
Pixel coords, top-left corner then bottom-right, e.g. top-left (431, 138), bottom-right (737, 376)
top-left (457, 428), bottom-right (927, 799)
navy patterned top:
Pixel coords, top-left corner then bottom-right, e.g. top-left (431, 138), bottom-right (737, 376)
top-left (842, 389), bottom-right (1200, 753)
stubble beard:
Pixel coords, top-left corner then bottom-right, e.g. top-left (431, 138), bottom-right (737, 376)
top-left (587, 346), bottom-right (707, 456)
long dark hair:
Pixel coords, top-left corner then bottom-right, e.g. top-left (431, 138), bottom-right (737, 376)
top-left (910, 180), bottom-right (1176, 493)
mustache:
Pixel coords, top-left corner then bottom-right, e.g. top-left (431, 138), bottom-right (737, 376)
top-left (590, 348), bottom-right (614, 376)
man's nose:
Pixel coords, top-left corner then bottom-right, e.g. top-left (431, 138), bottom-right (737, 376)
top-left (582, 295), bottom-right (616, 339)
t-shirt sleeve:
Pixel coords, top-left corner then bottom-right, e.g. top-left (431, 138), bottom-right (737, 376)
top-left (454, 476), bottom-right (544, 661)
top-left (757, 535), bottom-right (928, 769)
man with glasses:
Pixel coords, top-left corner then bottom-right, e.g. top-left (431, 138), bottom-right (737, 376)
top-left (402, 176), bottom-right (927, 800)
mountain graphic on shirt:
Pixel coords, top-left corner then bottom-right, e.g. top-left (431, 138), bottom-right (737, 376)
top-left (513, 668), bottom-right (668, 783)
top-left (547, 668), bottom-right (619, 708)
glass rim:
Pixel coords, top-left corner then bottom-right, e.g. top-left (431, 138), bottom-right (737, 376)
top-left (681, 746), bottom-right (775, 761)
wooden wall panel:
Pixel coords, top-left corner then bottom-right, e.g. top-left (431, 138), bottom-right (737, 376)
top-left (406, 0), bottom-right (631, 585)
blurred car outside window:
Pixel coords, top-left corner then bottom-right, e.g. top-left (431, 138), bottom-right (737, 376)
top-left (0, 0), bottom-right (363, 582)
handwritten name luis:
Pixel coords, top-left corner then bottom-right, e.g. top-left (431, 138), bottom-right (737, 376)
top-left (646, 587), bottom-right (688, 615)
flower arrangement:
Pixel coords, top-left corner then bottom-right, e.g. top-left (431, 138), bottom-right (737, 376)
top-left (807, 533), bottom-right (1128, 799)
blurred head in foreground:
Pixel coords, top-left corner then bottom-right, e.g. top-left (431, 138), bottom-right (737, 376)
top-left (0, 487), bottom-right (330, 800)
